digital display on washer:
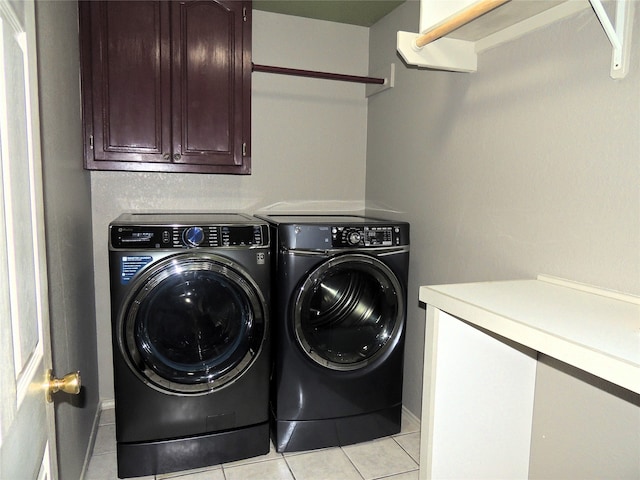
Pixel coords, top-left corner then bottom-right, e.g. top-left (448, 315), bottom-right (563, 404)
top-left (111, 226), bottom-right (171, 248)
top-left (221, 225), bottom-right (264, 246)
top-left (128, 232), bottom-right (154, 241)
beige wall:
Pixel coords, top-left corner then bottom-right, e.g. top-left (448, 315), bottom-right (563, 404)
top-left (91, 11), bottom-right (370, 400)
top-left (367, 0), bottom-right (639, 476)
top-left (529, 355), bottom-right (639, 479)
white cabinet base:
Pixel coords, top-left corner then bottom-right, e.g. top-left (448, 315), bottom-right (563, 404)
top-left (423, 308), bottom-right (537, 479)
top-left (419, 276), bottom-right (640, 479)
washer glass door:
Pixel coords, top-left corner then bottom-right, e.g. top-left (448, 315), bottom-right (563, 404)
top-left (119, 253), bottom-right (266, 394)
top-left (293, 254), bottom-right (403, 371)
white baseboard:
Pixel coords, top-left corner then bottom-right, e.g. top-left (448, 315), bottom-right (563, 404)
top-left (79, 402), bottom-right (104, 480)
top-left (402, 405), bottom-right (421, 428)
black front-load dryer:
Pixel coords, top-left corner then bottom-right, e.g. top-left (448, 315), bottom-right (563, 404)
top-left (108, 213), bottom-right (271, 478)
top-left (257, 214), bottom-right (409, 452)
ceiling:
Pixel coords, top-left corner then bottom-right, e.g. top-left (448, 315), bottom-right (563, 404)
top-left (253, 0), bottom-right (406, 27)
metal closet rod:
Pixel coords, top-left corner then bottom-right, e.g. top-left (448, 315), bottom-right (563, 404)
top-left (252, 63), bottom-right (385, 85)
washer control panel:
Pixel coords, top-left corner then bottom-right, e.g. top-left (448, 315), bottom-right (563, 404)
top-left (332, 225), bottom-right (401, 247)
top-left (111, 224), bottom-right (268, 249)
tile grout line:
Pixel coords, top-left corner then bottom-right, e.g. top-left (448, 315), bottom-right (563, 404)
top-left (281, 454), bottom-right (301, 480)
top-left (339, 445), bottom-right (367, 480)
top-left (391, 434), bottom-right (418, 464)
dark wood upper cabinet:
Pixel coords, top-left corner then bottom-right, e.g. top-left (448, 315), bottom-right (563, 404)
top-left (79, 0), bottom-right (251, 174)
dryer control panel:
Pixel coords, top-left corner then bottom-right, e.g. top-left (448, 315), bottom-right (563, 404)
top-left (332, 225), bottom-right (403, 247)
top-left (278, 223), bottom-right (408, 250)
top-left (111, 224), bottom-right (269, 249)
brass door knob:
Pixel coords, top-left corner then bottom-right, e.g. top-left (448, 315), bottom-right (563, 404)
top-left (45, 369), bottom-right (81, 403)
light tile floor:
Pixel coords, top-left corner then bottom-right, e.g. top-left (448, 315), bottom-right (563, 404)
top-left (86, 409), bottom-right (421, 480)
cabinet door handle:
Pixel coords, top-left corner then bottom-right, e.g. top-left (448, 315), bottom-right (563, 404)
top-left (163, 153), bottom-right (170, 160)
top-left (173, 153), bottom-right (181, 161)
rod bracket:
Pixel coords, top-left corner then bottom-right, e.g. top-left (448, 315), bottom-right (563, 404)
top-left (366, 63), bottom-right (396, 97)
top-left (397, 31), bottom-right (477, 73)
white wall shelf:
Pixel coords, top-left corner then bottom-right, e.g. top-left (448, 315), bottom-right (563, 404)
top-left (397, 0), bottom-right (634, 79)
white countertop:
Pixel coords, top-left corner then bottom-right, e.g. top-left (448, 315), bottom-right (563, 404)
top-left (419, 275), bottom-right (640, 394)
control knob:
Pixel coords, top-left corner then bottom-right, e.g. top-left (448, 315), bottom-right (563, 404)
top-left (346, 229), bottom-right (362, 246)
top-left (183, 226), bottom-right (205, 247)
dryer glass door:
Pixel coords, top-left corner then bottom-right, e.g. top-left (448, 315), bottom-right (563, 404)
top-left (118, 254), bottom-right (266, 394)
top-left (293, 254), bottom-right (404, 371)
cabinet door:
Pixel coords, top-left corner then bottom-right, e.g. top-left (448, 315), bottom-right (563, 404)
top-left (81, 1), bottom-right (172, 167)
top-left (171, 0), bottom-right (251, 173)
top-left (79, 0), bottom-right (252, 174)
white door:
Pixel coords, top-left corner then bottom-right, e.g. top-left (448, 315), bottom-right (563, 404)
top-left (0, 1), bottom-right (66, 478)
